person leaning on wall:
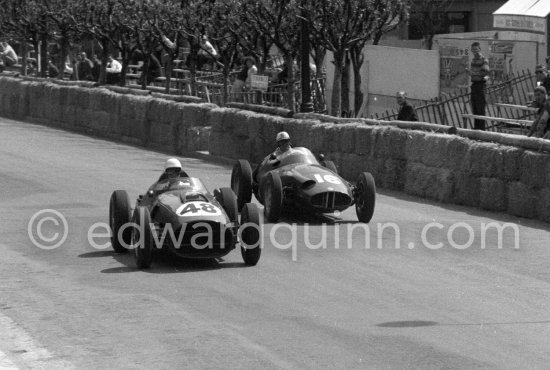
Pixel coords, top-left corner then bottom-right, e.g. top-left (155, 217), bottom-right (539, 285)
top-left (396, 91), bottom-right (418, 122)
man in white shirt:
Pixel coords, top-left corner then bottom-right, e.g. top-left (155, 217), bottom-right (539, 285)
top-left (105, 55), bottom-right (122, 84)
top-left (0, 41), bottom-right (18, 67)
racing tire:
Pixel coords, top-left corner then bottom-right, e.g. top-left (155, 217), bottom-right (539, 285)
top-left (261, 172), bottom-right (283, 223)
top-left (355, 172), bottom-right (376, 223)
top-left (132, 206), bottom-right (154, 269)
top-left (231, 160), bottom-right (253, 211)
top-left (217, 187), bottom-right (238, 224)
top-left (109, 190), bottom-right (131, 253)
top-left (321, 160), bottom-right (338, 174)
top-left (240, 203), bottom-right (262, 266)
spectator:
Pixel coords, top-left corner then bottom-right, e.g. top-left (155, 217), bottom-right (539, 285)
top-left (469, 42), bottom-right (490, 130)
top-left (546, 56), bottom-right (550, 73)
top-left (91, 54), bottom-right (101, 82)
top-left (197, 35), bottom-right (218, 71)
top-left (63, 56), bottom-right (74, 79)
top-left (396, 91), bottom-right (418, 121)
top-left (105, 55), bottom-right (122, 84)
top-left (527, 86), bottom-right (550, 139)
top-left (77, 52), bottom-right (94, 81)
top-left (231, 56), bottom-right (257, 100)
top-left (132, 50), bottom-right (162, 84)
top-left (0, 41), bottom-right (18, 67)
top-left (47, 59), bottom-right (59, 78)
top-left (535, 64), bottom-right (550, 92)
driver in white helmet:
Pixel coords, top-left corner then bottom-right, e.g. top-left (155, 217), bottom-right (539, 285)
top-left (252, 131), bottom-right (292, 183)
top-left (159, 158), bottom-right (189, 181)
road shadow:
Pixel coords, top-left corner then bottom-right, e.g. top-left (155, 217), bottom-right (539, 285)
top-left (268, 208), bottom-right (362, 226)
top-left (92, 248), bottom-right (251, 274)
top-left (376, 319), bottom-right (550, 328)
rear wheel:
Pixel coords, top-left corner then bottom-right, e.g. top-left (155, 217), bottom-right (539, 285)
top-left (231, 160), bottom-right (253, 211)
top-left (261, 172), bottom-right (283, 223)
top-left (355, 172), bottom-right (376, 223)
top-left (240, 203), bottom-right (262, 266)
top-left (217, 187), bottom-right (238, 224)
top-left (109, 190), bottom-right (131, 253)
top-left (132, 206), bottom-right (154, 269)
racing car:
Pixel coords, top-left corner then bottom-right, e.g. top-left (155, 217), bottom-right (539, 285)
top-left (109, 175), bottom-right (262, 269)
top-left (231, 147), bottom-right (375, 223)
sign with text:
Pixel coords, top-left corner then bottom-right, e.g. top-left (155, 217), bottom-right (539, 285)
top-left (493, 14), bottom-right (546, 34)
top-left (250, 75), bottom-right (269, 91)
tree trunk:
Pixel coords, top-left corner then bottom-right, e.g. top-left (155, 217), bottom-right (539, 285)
top-left (341, 52), bottom-right (351, 117)
top-left (350, 45), bottom-right (364, 117)
top-left (330, 50), bottom-right (345, 117)
top-left (165, 55), bottom-right (173, 94)
top-left (21, 42), bottom-right (28, 76)
top-left (284, 54), bottom-right (296, 111)
top-left (40, 35), bottom-right (48, 78)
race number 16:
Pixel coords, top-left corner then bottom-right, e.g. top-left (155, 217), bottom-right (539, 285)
top-left (314, 174), bottom-right (341, 184)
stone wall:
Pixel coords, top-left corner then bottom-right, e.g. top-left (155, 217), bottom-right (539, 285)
top-left (1, 76), bottom-right (548, 223)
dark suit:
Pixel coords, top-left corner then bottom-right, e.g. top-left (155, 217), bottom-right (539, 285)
top-left (397, 101), bottom-right (418, 121)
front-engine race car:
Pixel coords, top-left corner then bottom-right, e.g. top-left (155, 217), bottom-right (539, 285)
top-left (109, 174), bottom-right (262, 269)
top-left (230, 147), bottom-right (376, 223)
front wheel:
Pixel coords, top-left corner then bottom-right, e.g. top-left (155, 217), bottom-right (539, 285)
top-left (355, 172), bottom-right (376, 223)
top-left (216, 187), bottom-right (238, 224)
top-left (240, 203), bottom-right (262, 266)
top-left (231, 160), bottom-right (253, 211)
top-left (260, 172), bottom-right (283, 223)
top-left (132, 206), bottom-right (154, 269)
top-left (109, 190), bottom-right (131, 253)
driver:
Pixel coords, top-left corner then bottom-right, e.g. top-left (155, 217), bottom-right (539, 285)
top-left (252, 131), bottom-right (292, 183)
top-left (158, 158), bottom-right (189, 182)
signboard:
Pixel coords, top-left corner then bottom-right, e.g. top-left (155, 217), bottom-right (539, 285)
top-left (493, 14), bottom-right (546, 34)
top-left (250, 75), bottom-right (269, 91)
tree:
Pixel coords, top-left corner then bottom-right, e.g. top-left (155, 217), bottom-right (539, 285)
top-left (306, 0), bottom-right (408, 116)
top-left (243, 0), bottom-right (301, 109)
top-left (409, 0), bottom-right (454, 50)
top-left (349, 0), bottom-right (408, 116)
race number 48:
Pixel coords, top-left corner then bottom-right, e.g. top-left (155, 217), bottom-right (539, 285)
top-left (314, 174), bottom-right (341, 184)
top-left (177, 201), bottom-right (221, 216)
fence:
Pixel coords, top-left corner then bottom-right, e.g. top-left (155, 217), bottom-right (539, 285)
top-left (371, 70), bottom-right (537, 134)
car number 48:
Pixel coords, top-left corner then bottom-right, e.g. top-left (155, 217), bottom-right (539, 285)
top-left (177, 201), bottom-right (221, 216)
top-left (314, 174), bottom-right (341, 184)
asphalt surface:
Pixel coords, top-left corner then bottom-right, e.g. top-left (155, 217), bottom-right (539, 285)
top-left (0, 117), bottom-right (549, 369)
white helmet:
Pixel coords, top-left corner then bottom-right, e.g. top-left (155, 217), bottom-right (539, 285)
top-left (276, 131), bottom-right (290, 142)
top-left (164, 158), bottom-right (182, 170)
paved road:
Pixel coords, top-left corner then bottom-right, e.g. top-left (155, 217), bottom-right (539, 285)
top-left (0, 117), bottom-right (549, 369)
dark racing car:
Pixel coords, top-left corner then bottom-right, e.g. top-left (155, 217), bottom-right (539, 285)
top-left (230, 147), bottom-right (376, 223)
top-left (109, 174), bottom-right (262, 269)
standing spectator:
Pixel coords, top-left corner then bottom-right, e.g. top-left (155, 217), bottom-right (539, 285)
top-left (546, 56), bottom-right (550, 73)
top-left (231, 56), bottom-right (257, 100)
top-left (197, 35), bottom-right (218, 71)
top-left (105, 55), bottom-right (122, 84)
top-left (527, 86), bottom-right (550, 139)
top-left (91, 54), bottom-right (101, 82)
top-left (535, 64), bottom-right (550, 92)
top-left (77, 52), bottom-right (94, 81)
top-left (47, 59), bottom-right (59, 78)
top-left (396, 91), bottom-right (418, 121)
top-left (469, 42), bottom-right (490, 130)
top-left (0, 41), bottom-right (18, 67)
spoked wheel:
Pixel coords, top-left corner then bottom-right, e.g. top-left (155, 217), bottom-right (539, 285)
top-left (217, 187), bottom-right (238, 224)
top-left (240, 203), bottom-right (262, 266)
top-left (231, 160), bottom-right (253, 211)
top-left (109, 190), bottom-right (131, 253)
top-left (355, 172), bottom-right (376, 223)
top-left (260, 172), bottom-right (283, 223)
top-left (132, 206), bottom-right (154, 269)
